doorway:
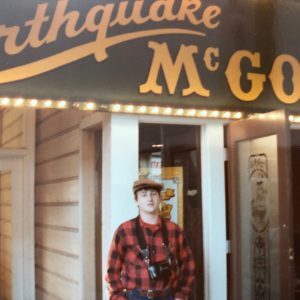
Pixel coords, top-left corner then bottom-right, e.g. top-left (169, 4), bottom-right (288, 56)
top-left (226, 111), bottom-right (296, 300)
top-left (139, 123), bottom-right (204, 300)
top-left (99, 113), bottom-right (227, 300)
top-left (80, 122), bottom-right (103, 299)
top-left (292, 129), bottom-right (300, 300)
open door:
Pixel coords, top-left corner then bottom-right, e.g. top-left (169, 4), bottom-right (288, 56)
top-left (227, 110), bottom-right (294, 300)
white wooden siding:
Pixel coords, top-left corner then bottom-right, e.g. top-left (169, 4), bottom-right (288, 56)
top-left (35, 109), bottom-right (88, 300)
top-left (0, 171), bottom-right (12, 300)
top-left (1, 109), bottom-right (24, 148)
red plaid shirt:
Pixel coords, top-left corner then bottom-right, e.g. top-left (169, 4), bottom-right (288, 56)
top-left (105, 217), bottom-right (195, 300)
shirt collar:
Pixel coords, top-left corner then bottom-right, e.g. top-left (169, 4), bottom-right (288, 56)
top-left (139, 215), bottom-right (162, 230)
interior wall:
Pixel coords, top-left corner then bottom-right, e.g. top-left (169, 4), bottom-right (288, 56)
top-left (0, 171), bottom-right (12, 300)
top-left (34, 109), bottom-right (88, 299)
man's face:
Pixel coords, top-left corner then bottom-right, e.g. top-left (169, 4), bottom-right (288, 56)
top-left (135, 188), bottom-right (161, 215)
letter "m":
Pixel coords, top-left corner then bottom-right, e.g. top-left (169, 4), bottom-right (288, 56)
top-left (140, 42), bottom-right (209, 97)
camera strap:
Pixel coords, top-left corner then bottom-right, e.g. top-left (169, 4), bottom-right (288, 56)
top-left (135, 217), bottom-right (169, 264)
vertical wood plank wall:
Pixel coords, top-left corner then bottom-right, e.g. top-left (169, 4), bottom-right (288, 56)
top-left (0, 171), bottom-right (12, 300)
top-left (0, 108), bottom-right (25, 147)
top-left (35, 109), bottom-right (89, 299)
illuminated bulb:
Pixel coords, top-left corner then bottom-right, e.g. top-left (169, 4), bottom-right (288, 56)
top-left (151, 107), bottom-right (159, 114)
top-left (126, 105), bottom-right (134, 112)
top-left (112, 104), bottom-right (121, 111)
top-left (15, 98), bottom-right (24, 106)
top-left (138, 106), bottom-right (147, 113)
top-left (44, 100), bottom-right (53, 108)
top-left (1, 98), bottom-right (10, 105)
top-left (73, 102), bottom-right (80, 108)
top-left (176, 109), bottom-right (184, 115)
top-left (199, 110), bottom-right (207, 117)
top-left (86, 102), bottom-right (96, 110)
top-left (234, 112), bottom-right (242, 119)
top-left (30, 99), bottom-right (38, 107)
top-left (223, 111), bottom-right (231, 118)
top-left (289, 115), bottom-right (294, 122)
top-left (188, 109), bottom-right (196, 116)
top-left (163, 107), bottom-right (172, 115)
top-left (58, 101), bottom-right (67, 108)
top-left (211, 111), bottom-right (219, 117)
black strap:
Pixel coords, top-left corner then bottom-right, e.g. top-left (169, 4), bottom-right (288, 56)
top-left (135, 216), bottom-right (148, 251)
top-left (161, 219), bottom-right (169, 247)
top-left (135, 217), bottom-right (169, 260)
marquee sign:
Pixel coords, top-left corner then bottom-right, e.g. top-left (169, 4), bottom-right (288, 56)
top-left (0, 0), bottom-right (299, 112)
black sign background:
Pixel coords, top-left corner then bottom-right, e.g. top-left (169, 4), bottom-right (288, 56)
top-left (0, 0), bottom-right (299, 112)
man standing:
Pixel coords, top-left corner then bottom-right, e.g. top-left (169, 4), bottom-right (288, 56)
top-left (105, 178), bottom-right (195, 300)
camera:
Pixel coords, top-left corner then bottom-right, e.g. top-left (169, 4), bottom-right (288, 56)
top-left (148, 258), bottom-right (172, 280)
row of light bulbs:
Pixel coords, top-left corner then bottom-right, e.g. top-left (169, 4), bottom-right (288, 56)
top-left (0, 97), bottom-right (243, 119)
top-left (0, 97), bottom-right (69, 109)
top-left (108, 103), bottom-right (244, 119)
top-left (0, 97), bottom-right (299, 123)
top-left (250, 113), bottom-right (300, 123)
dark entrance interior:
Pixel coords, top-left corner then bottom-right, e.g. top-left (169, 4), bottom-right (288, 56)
top-left (139, 123), bottom-right (203, 300)
top-left (292, 129), bottom-right (300, 300)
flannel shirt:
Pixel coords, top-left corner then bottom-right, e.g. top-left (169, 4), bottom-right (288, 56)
top-left (105, 216), bottom-right (195, 300)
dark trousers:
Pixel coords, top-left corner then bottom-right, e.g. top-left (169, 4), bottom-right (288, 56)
top-left (125, 288), bottom-right (174, 300)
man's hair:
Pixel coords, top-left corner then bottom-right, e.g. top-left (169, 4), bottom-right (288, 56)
top-left (134, 187), bottom-right (161, 200)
